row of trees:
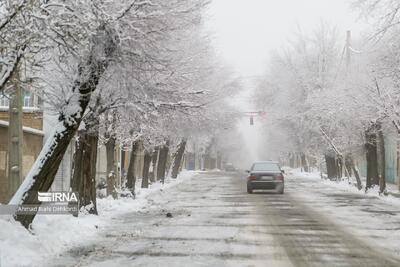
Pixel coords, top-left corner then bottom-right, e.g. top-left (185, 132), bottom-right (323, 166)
top-left (0, 0), bottom-right (241, 229)
top-left (254, 0), bottom-right (400, 193)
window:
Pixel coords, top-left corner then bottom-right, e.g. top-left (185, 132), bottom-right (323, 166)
top-left (23, 91), bottom-right (34, 108)
top-left (0, 91), bottom-right (40, 109)
top-left (252, 162), bottom-right (281, 172)
top-left (0, 94), bottom-right (10, 107)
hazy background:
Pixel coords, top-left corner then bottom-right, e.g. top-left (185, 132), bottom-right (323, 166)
top-left (205, 0), bottom-right (366, 168)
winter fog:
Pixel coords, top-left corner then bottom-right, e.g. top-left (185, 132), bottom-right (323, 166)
top-left (207, 0), bottom-right (367, 168)
top-left (1, 1), bottom-right (400, 266)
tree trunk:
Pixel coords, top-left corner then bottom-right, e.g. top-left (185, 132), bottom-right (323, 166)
top-left (150, 147), bottom-right (159, 183)
top-left (121, 149), bottom-right (126, 180)
top-left (336, 155), bottom-right (344, 179)
top-left (105, 136), bottom-right (117, 198)
top-left (171, 139), bottom-right (187, 179)
top-left (126, 140), bottom-right (139, 195)
top-left (301, 153), bottom-right (309, 172)
top-left (325, 154), bottom-right (337, 180)
top-left (365, 126), bottom-right (379, 190)
top-left (296, 153), bottom-right (302, 169)
top-left (70, 129), bottom-right (99, 215)
top-left (157, 141), bottom-right (169, 183)
top-left (141, 152), bottom-right (152, 188)
top-left (216, 152), bottom-right (222, 170)
top-left (289, 153), bottom-right (295, 168)
top-left (345, 155), bottom-right (353, 177)
top-left (377, 129), bottom-right (386, 193)
top-left (165, 150), bottom-right (172, 174)
top-left (351, 158), bottom-right (363, 190)
top-left (10, 27), bottom-right (117, 228)
top-left (204, 154), bottom-right (211, 169)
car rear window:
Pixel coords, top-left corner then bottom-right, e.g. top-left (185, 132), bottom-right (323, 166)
top-left (252, 162), bottom-right (280, 172)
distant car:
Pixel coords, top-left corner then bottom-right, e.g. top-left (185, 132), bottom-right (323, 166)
top-left (246, 161), bottom-right (284, 194)
top-left (225, 163), bottom-right (235, 172)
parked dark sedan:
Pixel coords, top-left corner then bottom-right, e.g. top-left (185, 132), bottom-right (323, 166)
top-left (246, 161), bottom-right (284, 194)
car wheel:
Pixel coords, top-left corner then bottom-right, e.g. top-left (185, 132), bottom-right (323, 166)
top-left (247, 187), bottom-right (253, 194)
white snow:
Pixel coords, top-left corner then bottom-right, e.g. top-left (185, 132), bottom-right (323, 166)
top-left (0, 171), bottom-right (196, 267)
top-left (42, 172), bottom-right (294, 267)
top-left (285, 168), bottom-right (400, 205)
top-left (285, 168), bottom-right (400, 259)
top-left (0, 120), bottom-right (45, 136)
top-left (4, 169), bottom-right (400, 266)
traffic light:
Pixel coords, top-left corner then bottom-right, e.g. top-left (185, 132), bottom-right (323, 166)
top-left (250, 116), bottom-right (254, 125)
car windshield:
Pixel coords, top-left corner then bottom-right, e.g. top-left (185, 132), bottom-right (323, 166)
top-left (252, 162), bottom-right (280, 172)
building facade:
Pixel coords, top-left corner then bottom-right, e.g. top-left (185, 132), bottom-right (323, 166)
top-left (0, 93), bottom-right (44, 203)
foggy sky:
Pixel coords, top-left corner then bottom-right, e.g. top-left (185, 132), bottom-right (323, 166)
top-left (207, 0), bottom-right (365, 76)
top-left (206, 0), bottom-right (365, 167)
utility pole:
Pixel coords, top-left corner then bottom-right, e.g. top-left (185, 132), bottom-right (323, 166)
top-left (8, 71), bottom-right (23, 200)
top-left (346, 30), bottom-right (351, 70)
top-left (397, 109), bottom-right (400, 192)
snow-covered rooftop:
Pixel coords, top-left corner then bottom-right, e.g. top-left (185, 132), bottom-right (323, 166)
top-left (0, 120), bottom-right (44, 136)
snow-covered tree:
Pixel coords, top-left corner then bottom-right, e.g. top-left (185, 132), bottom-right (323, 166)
top-left (8, 0), bottom-right (209, 228)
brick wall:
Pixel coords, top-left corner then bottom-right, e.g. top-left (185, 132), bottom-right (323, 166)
top-left (0, 125), bottom-right (43, 203)
top-left (0, 110), bottom-right (43, 130)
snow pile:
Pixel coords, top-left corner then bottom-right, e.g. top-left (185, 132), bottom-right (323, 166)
top-left (284, 167), bottom-right (321, 179)
top-left (286, 168), bottom-right (400, 205)
top-left (319, 178), bottom-right (400, 205)
top-left (286, 169), bottom-right (400, 258)
top-left (0, 171), bottom-right (197, 267)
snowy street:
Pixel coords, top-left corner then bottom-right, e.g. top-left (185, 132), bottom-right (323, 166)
top-left (3, 1), bottom-right (400, 267)
top-left (44, 171), bottom-right (400, 267)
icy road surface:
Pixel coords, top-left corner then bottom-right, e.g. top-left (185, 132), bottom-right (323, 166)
top-left (48, 172), bottom-right (400, 267)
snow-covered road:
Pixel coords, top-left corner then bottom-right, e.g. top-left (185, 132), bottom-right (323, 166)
top-left (46, 171), bottom-right (400, 267)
